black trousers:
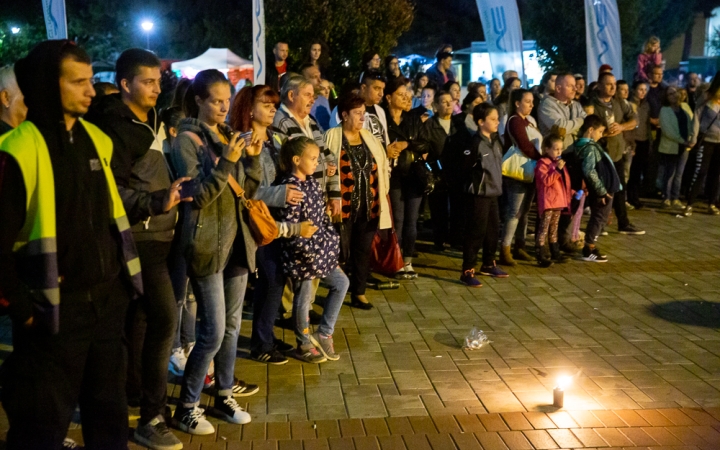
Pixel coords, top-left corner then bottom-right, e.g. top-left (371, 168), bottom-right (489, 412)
top-left (585, 196), bottom-right (614, 245)
top-left (342, 213), bottom-right (379, 296)
top-left (627, 140), bottom-right (650, 205)
top-left (612, 159), bottom-right (630, 229)
top-left (2, 278), bottom-right (130, 450)
top-left (448, 188), bottom-right (466, 246)
top-left (250, 240), bottom-right (284, 354)
top-left (462, 195), bottom-right (500, 271)
top-left (126, 240), bottom-right (177, 423)
top-left (687, 142), bottom-right (720, 206)
top-left (428, 189), bottom-right (449, 247)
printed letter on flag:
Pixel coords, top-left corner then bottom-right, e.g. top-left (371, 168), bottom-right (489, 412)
top-left (42, 0), bottom-right (68, 39)
top-left (253, 0), bottom-right (266, 85)
top-left (475, 0), bottom-right (524, 80)
top-left (585, 0), bottom-right (623, 82)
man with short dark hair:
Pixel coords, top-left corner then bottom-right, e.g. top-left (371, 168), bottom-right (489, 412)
top-left (0, 65), bottom-right (27, 135)
top-left (426, 52), bottom-right (455, 90)
top-left (592, 73), bottom-right (644, 236)
top-left (685, 72), bottom-right (700, 112)
top-left (85, 47), bottom-right (187, 450)
top-left (266, 41), bottom-right (290, 92)
top-left (0, 39), bottom-right (143, 450)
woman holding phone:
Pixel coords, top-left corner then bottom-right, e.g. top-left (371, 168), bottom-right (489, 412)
top-left (171, 69), bottom-right (263, 435)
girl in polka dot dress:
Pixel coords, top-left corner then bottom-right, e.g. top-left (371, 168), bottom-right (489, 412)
top-left (277, 137), bottom-right (350, 364)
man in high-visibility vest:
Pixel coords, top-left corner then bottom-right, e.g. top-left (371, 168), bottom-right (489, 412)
top-left (0, 40), bottom-right (142, 450)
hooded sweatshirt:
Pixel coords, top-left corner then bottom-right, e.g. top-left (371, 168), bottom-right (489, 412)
top-left (85, 93), bottom-right (176, 241)
top-left (0, 40), bottom-right (123, 323)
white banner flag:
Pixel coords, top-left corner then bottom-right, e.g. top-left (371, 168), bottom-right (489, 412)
top-left (585, 0), bottom-right (623, 82)
top-left (252, 0), bottom-right (266, 85)
top-left (475, 0), bottom-right (525, 81)
top-left (42, 0), bottom-right (68, 39)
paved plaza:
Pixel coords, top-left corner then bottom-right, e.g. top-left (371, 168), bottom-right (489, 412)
top-left (5, 201), bottom-right (720, 449)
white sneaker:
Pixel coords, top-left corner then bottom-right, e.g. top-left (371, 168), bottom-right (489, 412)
top-left (403, 263), bottom-right (418, 279)
top-left (175, 406), bottom-right (215, 435)
top-left (215, 396), bottom-right (252, 424)
top-left (169, 348), bottom-right (187, 377)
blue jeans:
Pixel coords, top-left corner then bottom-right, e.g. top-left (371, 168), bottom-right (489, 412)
top-left (661, 150), bottom-right (689, 201)
top-left (389, 188), bottom-right (423, 257)
top-left (179, 264), bottom-right (248, 406)
top-left (501, 177), bottom-right (535, 247)
top-left (251, 241), bottom-right (285, 354)
top-left (292, 267), bottom-right (349, 346)
top-left (168, 242), bottom-right (196, 350)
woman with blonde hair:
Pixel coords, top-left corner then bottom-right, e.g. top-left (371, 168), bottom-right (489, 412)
top-left (635, 36), bottom-right (662, 83)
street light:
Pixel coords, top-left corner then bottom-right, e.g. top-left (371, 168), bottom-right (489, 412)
top-left (11, 27), bottom-right (20, 35)
top-left (141, 21), bottom-right (153, 50)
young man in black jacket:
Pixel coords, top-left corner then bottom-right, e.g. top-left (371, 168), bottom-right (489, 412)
top-left (85, 48), bottom-right (187, 450)
top-left (0, 40), bottom-right (142, 450)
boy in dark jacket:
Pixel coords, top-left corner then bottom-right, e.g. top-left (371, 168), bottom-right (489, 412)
top-left (456, 103), bottom-right (508, 287)
top-left (566, 115), bottom-right (620, 262)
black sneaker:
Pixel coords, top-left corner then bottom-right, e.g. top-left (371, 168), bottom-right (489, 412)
top-left (174, 405), bottom-right (215, 435)
top-left (251, 349), bottom-right (289, 365)
top-left (214, 396), bottom-right (251, 424)
top-left (618, 224), bottom-right (645, 235)
top-left (582, 246), bottom-right (608, 262)
top-left (273, 338), bottom-right (294, 353)
top-left (295, 344), bottom-right (327, 363)
top-left (231, 378), bottom-right (260, 397)
top-left (134, 415), bottom-right (183, 450)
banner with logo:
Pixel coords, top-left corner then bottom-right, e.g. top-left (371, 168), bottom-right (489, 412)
top-left (42, 0), bottom-right (68, 39)
top-left (585, 0), bottom-right (623, 82)
top-left (252, 0), bottom-right (266, 85)
top-left (475, 0), bottom-right (524, 80)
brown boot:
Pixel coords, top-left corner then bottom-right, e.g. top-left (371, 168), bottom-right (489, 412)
top-left (499, 246), bottom-right (516, 266)
top-left (513, 241), bottom-right (533, 261)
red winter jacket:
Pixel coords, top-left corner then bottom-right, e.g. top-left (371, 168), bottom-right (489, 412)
top-left (535, 156), bottom-right (572, 216)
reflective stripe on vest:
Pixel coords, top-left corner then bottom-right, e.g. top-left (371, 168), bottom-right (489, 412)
top-left (0, 120), bottom-right (143, 333)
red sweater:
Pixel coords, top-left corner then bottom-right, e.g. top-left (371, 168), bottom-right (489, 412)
top-left (504, 115), bottom-right (541, 160)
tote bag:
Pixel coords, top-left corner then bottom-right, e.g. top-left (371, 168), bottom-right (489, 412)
top-left (501, 116), bottom-right (542, 183)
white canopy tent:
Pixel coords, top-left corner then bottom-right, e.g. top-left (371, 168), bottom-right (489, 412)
top-left (171, 48), bottom-right (253, 79)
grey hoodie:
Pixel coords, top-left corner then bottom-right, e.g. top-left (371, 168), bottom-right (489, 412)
top-left (171, 118), bottom-right (262, 276)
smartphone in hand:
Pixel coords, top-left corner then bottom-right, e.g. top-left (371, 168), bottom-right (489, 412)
top-left (180, 179), bottom-right (200, 199)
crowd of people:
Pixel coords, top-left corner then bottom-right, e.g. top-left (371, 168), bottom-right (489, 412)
top-left (0, 34), bottom-right (719, 450)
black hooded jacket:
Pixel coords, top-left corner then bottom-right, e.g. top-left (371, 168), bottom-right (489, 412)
top-left (85, 93), bottom-right (176, 241)
top-left (0, 40), bottom-right (123, 324)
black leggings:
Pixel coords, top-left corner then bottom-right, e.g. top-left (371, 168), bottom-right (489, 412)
top-left (627, 140), bottom-right (650, 204)
top-left (686, 142), bottom-right (720, 206)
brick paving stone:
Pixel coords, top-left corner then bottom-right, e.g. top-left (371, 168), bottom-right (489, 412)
top-left (570, 428), bottom-right (609, 447)
top-left (567, 410), bottom-right (605, 428)
top-left (386, 417), bottom-right (414, 435)
top-left (614, 410), bottom-right (652, 427)
top-left (475, 431), bottom-right (510, 450)
top-left (689, 425), bottom-right (720, 445)
top-left (432, 415), bottom-right (462, 433)
top-left (427, 433), bottom-right (458, 449)
top-left (666, 427), bottom-right (711, 446)
top-left (501, 412), bottom-right (534, 430)
top-left (402, 434), bottom-right (433, 450)
top-left (592, 410), bottom-right (628, 428)
top-left (267, 422), bottom-right (291, 440)
top-left (636, 410), bottom-right (675, 427)
top-left (618, 427), bottom-right (659, 446)
top-left (315, 420), bottom-right (341, 439)
top-left (226, 443), bottom-right (251, 450)
top-left (340, 419), bottom-right (366, 437)
top-left (595, 428), bottom-right (636, 447)
top-left (524, 412), bottom-right (558, 429)
top-left (242, 423), bottom-right (267, 441)
top-left (329, 437), bottom-right (357, 450)
top-left (547, 412), bottom-right (579, 429)
top-left (658, 409), bottom-right (698, 426)
top-left (278, 440), bottom-right (303, 450)
top-left (363, 418), bottom-right (390, 437)
top-left (304, 439), bottom-right (331, 450)
top-left (455, 414), bottom-right (486, 433)
top-left (498, 430), bottom-right (535, 449)
top-left (451, 432), bottom-right (483, 450)
top-left (200, 443), bottom-right (227, 450)
top-left (681, 409), bottom-right (720, 427)
top-left (641, 427), bottom-right (684, 446)
top-left (354, 436), bottom-right (381, 450)
top-left (480, 413), bottom-right (511, 431)
top-left (252, 440), bottom-right (277, 450)
top-left (546, 429), bottom-right (584, 448)
top-left (291, 421), bottom-right (317, 440)
top-left (409, 416), bottom-right (438, 434)
top-left (521, 430), bottom-right (559, 449)
top-left (377, 435), bottom-right (407, 450)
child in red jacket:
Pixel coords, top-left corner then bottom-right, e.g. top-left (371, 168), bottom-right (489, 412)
top-left (534, 134), bottom-right (573, 267)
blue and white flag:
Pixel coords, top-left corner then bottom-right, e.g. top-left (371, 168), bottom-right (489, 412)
top-left (585, 0), bottom-right (623, 82)
top-left (42, 0), bottom-right (68, 39)
top-left (252, 0), bottom-right (266, 85)
top-left (475, 0), bottom-right (524, 80)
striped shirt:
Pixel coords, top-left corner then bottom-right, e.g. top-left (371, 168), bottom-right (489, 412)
top-left (271, 105), bottom-right (340, 201)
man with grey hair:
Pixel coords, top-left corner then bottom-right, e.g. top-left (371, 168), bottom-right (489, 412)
top-left (272, 74), bottom-right (340, 214)
top-left (0, 65), bottom-right (27, 135)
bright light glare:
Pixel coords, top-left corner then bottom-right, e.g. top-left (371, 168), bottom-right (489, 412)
top-left (11, 27), bottom-right (20, 34)
top-left (141, 21), bottom-right (154, 31)
top-left (556, 376), bottom-right (572, 390)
